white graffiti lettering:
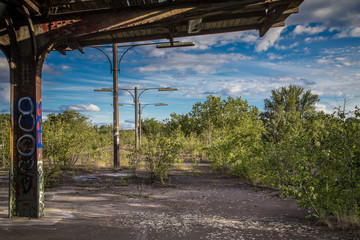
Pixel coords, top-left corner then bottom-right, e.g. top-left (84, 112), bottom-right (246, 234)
top-left (18, 97), bottom-right (34, 115)
top-left (18, 114), bottom-right (36, 132)
top-left (17, 134), bottom-right (36, 157)
top-left (38, 153), bottom-right (45, 211)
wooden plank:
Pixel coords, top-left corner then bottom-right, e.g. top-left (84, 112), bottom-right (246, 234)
top-left (140, 29), bottom-right (147, 35)
top-left (272, 20), bottom-right (285, 28)
top-left (129, 0), bottom-right (144, 6)
top-left (284, 7), bottom-right (299, 14)
top-left (23, 0), bottom-right (41, 15)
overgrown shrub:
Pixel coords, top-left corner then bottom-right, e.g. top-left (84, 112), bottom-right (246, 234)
top-left (43, 110), bottom-right (111, 182)
top-left (258, 86), bottom-right (359, 227)
top-left (127, 148), bottom-right (142, 176)
top-left (0, 114), bottom-right (10, 169)
top-left (142, 131), bottom-right (183, 184)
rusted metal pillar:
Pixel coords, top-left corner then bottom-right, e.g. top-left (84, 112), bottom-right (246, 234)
top-left (138, 103), bottom-right (142, 147)
top-left (134, 87), bottom-right (139, 149)
top-left (112, 43), bottom-right (120, 170)
top-left (4, 9), bottom-right (48, 219)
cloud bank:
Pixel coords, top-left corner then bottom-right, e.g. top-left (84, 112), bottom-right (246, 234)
top-left (60, 104), bottom-right (100, 112)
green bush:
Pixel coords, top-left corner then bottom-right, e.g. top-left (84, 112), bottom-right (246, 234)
top-left (43, 110), bottom-right (111, 182)
top-left (142, 131), bottom-right (183, 184)
top-left (0, 114), bottom-right (10, 169)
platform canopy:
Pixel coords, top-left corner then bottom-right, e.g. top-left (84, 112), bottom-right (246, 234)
top-left (0, 0), bottom-right (303, 53)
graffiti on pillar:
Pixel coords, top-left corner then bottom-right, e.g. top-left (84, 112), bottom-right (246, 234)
top-left (36, 101), bottom-right (42, 149)
top-left (37, 100), bottom-right (44, 216)
top-left (15, 97), bottom-right (37, 215)
top-left (42, 18), bottom-right (95, 38)
top-left (38, 153), bottom-right (44, 211)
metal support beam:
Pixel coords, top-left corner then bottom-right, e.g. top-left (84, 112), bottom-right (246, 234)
top-left (112, 43), bottom-right (120, 170)
top-left (4, 5), bottom-right (49, 219)
top-left (134, 87), bottom-right (139, 149)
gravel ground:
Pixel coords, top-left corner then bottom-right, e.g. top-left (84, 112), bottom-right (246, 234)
top-left (0, 169), bottom-right (356, 240)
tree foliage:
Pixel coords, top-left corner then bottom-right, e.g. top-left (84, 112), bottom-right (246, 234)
top-left (42, 110), bottom-right (110, 181)
top-left (141, 118), bottom-right (164, 137)
top-left (261, 85), bottom-right (320, 143)
top-left (0, 114), bottom-right (10, 168)
top-left (257, 86), bottom-right (359, 226)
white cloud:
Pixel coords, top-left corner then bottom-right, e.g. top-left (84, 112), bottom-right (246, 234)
top-left (0, 82), bottom-right (10, 103)
top-left (255, 27), bottom-right (284, 52)
top-left (138, 52), bottom-right (252, 74)
top-left (275, 42), bottom-right (299, 50)
top-left (335, 57), bottom-right (351, 66)
top-left (43, 63), bottom-right (62, 75)
top-left (289, 0), bottom-right (360, 28)
top-left (120, 121), bottom-right (135, 130)
top-left (268, 53), bottom-right (284, 60)
top-left (61, 65), bottom-right (70, 70)
top-left (0, 56), bottom-right (9, 82)
top-left (43, 63), bottom-right (54, 74)
top-left (335, 27), bottom-right (360, 38)
top-left (316, 49), bottom-right (359, 67)
top-left (312, 90), bottom-right (324, 96)
top-left (293, 25), bottom-right (326, 35)
top-left (315, 103), bottom-right (331, 113)
top-left (179, 31), bottom-right (259, 50)
top-left (219, 83), bottom-right (245, 96)
top-left (60, 104), bottom-right (100, 112)
top-left (317, 57), bottom-right (333, 65)
top-left (149, 49), bottom-right (166, 57)
top-left (304, 36), bottom-right (327, 43)
top-left (0, 57), bottom-right (7, 69)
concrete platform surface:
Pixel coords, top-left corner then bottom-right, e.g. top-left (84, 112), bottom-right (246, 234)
top-left (0, 170), bottom-right (355, 240)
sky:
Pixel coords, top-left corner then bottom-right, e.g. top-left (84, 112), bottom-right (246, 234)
top-left (1, 0), bottom-right (360, 129)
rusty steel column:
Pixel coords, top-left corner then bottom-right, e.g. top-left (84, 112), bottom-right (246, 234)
top-left (112, 43), bottom-right (120, 170)
top-left (134, 87), bottom-right (139, 149)
top-left (4, 10), bottom-right (48, 218)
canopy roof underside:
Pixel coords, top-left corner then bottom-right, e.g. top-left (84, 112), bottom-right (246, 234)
top-left (0, 0), bottom-right (303, 48)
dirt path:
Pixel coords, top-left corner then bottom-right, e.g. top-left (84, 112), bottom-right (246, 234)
top-left (0, 169), bottom-right (354, 240)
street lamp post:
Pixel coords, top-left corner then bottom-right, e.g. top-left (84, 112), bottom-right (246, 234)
top-left (93, 43), bottom-right (120, 170)
top-left (118, 102), bottom-right (168, 147)
top-left (134, 87), bottom-right (138, 148)
top-left (118, 87), bottom-right (177, 149)
top-left (138, 103), bottom-right (168, 146)
top-left (113, 43), bottom-right (120, 170)
top-left (92, 40), bottom-right (193, 167)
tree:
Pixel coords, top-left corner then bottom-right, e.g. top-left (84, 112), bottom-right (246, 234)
top-left (164, 113), bottom-right (196, 137)
top-left (261, 85), bottom-right (319, 143)
top-left (203, 96), bottom-right (264, 178)
top-left (141, 118), bottom-right (164, 137)
top-left (263, 85), bottom-right (319, 118)
top-left (43, 110), bottom-right (97, 181)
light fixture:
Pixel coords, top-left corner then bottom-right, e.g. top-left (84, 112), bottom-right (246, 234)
top-left (158, 87), bottom-right (178, 91)
top-left (156, 41), bottom-right (195, 48)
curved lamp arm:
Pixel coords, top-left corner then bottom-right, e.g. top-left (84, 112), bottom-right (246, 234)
top-left (118, 46), bottom-right (136, 72)
top-left (90, 46), bottom-right (113, 72)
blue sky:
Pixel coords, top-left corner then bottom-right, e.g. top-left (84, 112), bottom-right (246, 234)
top-left (1, 0), bottom-right (360, 129)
